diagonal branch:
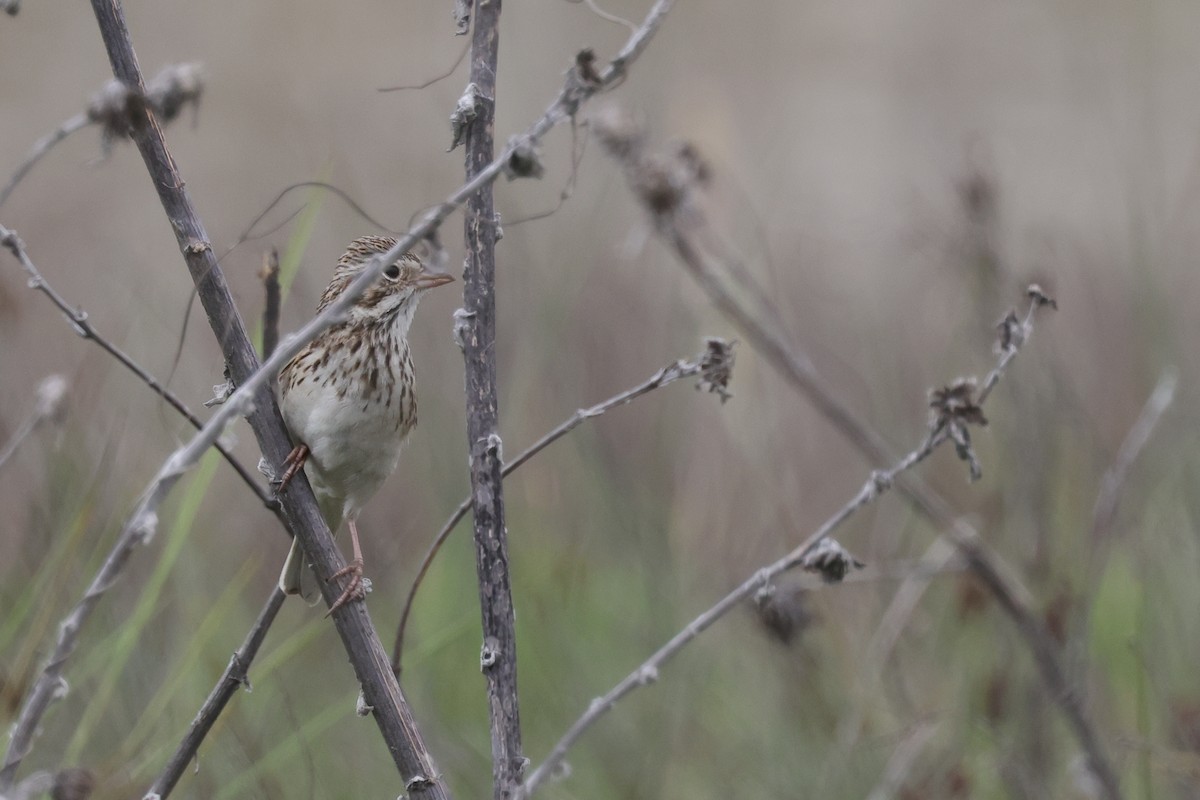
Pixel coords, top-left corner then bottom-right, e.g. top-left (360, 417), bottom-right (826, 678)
top-left (0, 0), bottom-right (679, 791)
top-left (0, 225), bottom-right (275, 510)
top-left (145, 586), bottom-right (287, 799)
top-left (593, 116), bottom-right (1122, 800)
top-left (393, 341), bottom-right (732, 674)
top-left (0, 63), bottom-right (203, 211)
top-left (521, 296), bottom-right (1051, 797)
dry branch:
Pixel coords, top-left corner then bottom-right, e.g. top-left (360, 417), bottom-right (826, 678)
top-left (80, 1), bottom-right (447, 795)
top-left (144, 587), bottom-right (287, 799)
top-left (393, 340), bottom-right (734, 673)
top-left (521, 294), bottom-right (1052, 797)
top-left (459, 0), bottom-right (525, 795)
top-left (592, 114), bottom-right (1123, 800)
top-left (0, 63), bottom-right (202, 210)
top-left (0, 372), bottom-right (67, 473)
top-left (2, 0), bottom-right (677, 791)
top-left (0, 225), bottom-right (274, 510)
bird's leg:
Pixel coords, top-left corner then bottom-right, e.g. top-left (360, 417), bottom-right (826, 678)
top-left (326, 517), bottom-right (366, 616)
top-left (275, 443), bottom-right (310, 494)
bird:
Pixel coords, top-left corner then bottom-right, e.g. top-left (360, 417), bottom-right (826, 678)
top-left (275, 235), bottom-right (454, 614)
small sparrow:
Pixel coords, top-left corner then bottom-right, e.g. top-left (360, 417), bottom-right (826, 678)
top-left (276, 236), bottom-right (453, 613)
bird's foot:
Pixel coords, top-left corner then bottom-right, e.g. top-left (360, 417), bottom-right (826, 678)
top-left (325, 558), bottom-right (367, 617)
top-left (274, 444), bottom-right (310, 495)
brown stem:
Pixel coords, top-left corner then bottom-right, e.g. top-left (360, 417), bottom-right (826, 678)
top-left (460, 0), bottom-right (524, 797)
top-left (81, 2), bottom-right (450, 797)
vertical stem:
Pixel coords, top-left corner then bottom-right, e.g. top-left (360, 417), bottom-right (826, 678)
top-left (461, 0), bottom-right (524, 797)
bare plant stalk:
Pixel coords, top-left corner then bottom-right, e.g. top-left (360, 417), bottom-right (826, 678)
top-left (0, 114), bottom-right (89, 210)
top-left (521, 298), bottom-right (1050, 798)
top-left (864, 723), bottom-right (939, 800)
top-left (80, 2), bottom-right (448, 796)
top-left (593, 120), bottom-right (1123, 800)
top-left (1, 63), bottom-right (202, 211)
top-left (393, 347), bottom-right (719, 673)
top-left (145, 261), bottom-right (293, 800)
top-left (0, 224), bottom-right (274, 509)
top-left (0, 0), bottom-right (678, 790)
top-left (260, 248), bottom-right (281, 360)
top-left (144, 587), bottom-right (287, 799)
top-left (1089, 369), bottom-right (1177, 545)
top-left (0, 372), bottom-right (67, 472)
top-left (459, 0), bottom-right (525, 796)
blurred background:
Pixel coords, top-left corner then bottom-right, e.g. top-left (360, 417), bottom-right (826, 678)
top-left (2, 0), bottom-right (1198, 797)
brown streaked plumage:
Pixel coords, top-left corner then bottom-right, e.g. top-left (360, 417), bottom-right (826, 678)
top-left (277, 235), bottom-right (453, 613)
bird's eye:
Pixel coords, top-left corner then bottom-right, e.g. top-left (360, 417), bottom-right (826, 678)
top-left (384, 264), bottom-right (401, 280)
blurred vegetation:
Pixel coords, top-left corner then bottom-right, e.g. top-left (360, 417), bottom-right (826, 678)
top-left (3, 0), bottom-right (1200, 799)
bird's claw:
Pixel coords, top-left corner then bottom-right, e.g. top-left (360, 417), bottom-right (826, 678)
top-left (274, 444), bottom-right (310, 495)
top-left (325, 558), bottom-right (366, 617)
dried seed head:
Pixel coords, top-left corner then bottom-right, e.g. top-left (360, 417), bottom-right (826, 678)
top-left (801, 538), bottom-right (865, 583)
top-left (1026, 283), bottom-right (1058, 309)
top-left (696, 337), bottom-right (736, 402)
top-left (52, 767), bottom-right (96, 800)
top-left (504, 136), bottom-right (545, 179)
top-left (754, 583), bottom-right (813, 644)
top-left (995, 310), bottom-right (1025, 354)
top-left (35, 374), bottom-right (69, 425)
top-left (929, 377), bottom-right (988, 429)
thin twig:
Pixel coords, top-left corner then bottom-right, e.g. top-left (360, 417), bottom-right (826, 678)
top-left (520, 296), bottom-right (1050, 797)
top-left (1072, 369), bottom-right (1177, 677)
top-left (1089, 369), bottom-right (1177, 545)
top-left (0, 64), bottom-right (203, 211)
top-left (260, 248), bottom-right (281, 360)
top-left (0, 224), bottom-right (275, 511)
top-left (144, 587), bottom-right (287, 799)
top-left (392, 347), bottom-right (719, 674)
top-left (0, 0), bottom-right (679, 791)
top-left (593, 117), bottom-right (1123, 800)
top-left (69, 2), bottom-right (448, 796)
top-left (459, 0), bottom-right (525, 795)
top-left (863, 722), bottom-right (939, 800)
top-left (377, 38), bottom-right (470, 92)
top-left (0, 373), bottom-right (68, 472)
top-left (0, 114), bottom-right (89, 210)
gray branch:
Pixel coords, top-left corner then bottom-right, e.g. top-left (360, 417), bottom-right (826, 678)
top-left (459, 0), bottom-right (524, 795)
top-left (1, 0), bottom-right (678, 791)
top-left (592, 114), bottom-right (1123, 800)
top-left (521, 296), bottom-right (1053, 798)
top-left (0, 225), bottom-right (274, 509)
top-left (393, 342), bottom-right (730, 673)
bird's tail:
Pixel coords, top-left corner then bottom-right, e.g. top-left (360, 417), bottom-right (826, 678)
top-left (279, 503), bottom-right (343, 603)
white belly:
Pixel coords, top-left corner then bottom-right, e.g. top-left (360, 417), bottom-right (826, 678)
top-left (281, 379), bottom-right (411, 525)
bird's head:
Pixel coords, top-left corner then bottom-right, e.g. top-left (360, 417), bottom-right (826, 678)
top-left (318, 235), bottom-right (455, 332)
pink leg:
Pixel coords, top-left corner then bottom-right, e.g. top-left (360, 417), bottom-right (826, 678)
top-left (326, 518), bottom-right (366, 616)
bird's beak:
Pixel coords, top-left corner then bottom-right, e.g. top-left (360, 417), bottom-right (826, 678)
top-left (414, 270), bottom-right (455, 291)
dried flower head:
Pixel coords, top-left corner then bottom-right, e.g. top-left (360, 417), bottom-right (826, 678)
top-left (52, 767), bottom-right (96, 800)
top-left (801, 538), bottom-right (865, 583)
top-left (929, 378), bottom-right (988, 429)
top-left (696, 337), bottom-right (735, 402)
top-left (995, 310), bottom-right (1025, 354)
top-left (754, 583), bottom-right (813, 644)
top-left (1026, 283), bottom-right (1058, 310)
